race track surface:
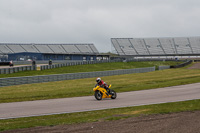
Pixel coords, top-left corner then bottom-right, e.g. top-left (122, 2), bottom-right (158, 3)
top-left (0, 83), bottom-right (200, 119)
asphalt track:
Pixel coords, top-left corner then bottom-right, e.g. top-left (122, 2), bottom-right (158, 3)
top-left (0, 83), bottom-right (200, 120)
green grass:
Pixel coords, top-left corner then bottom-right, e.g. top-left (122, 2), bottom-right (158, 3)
top-left (0, 61), bottom-right (182, 78)
top-left (0, 61), bottom-right (199, 132)
top-left (0, 64), bottom-right (200, 103)
top-left (0, 99), bottom-right (200, 132)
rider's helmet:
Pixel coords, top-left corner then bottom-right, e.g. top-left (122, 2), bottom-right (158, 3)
top-left (96, 77), bottom-right (101, 83)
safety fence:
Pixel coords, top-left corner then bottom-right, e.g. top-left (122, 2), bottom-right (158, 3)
top-left (158, 66), bottom-right (170, 70)
top-left (40, 60), bottom-right (121, 70)
top-left (170, 60), bottom-right (192, 68)
top-left (12, 60), bottom-right (84, 65)
top-left (0, 65), bottom-right (37, 74)
top-left (40, 59), bottom-right (178, 71)
top-left (0, 59), bottom-right (192, 74)
top-left (0, 60), bottom-right (120, 74)
top-left (126, 58), bottom-right (176, 62)
top-left (157, 60), bottom-right (193, 70)
top-left (0, 67), bottom-right (155, 87)
top-left (40, 58), bottom-right (182, 71)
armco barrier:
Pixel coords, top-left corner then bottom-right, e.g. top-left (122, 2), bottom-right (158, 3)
top-left (0, 65), bottom-right (37, 74)
top-left (0, 67), bottom-right (155, 87)
top-left (158, 60), bottom-right (192, 70)
top-left (170, 60), bottom-right (192, 68)
top-left (158, 66), bottom-right (170, 70)
top-left (39, 59), bottom-right (179, 71)
top-left (40, 60), bottom-right (123, 71)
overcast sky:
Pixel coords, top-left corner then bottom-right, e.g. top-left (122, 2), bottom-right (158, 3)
top-left (0, 0), bottom-right (200, 52)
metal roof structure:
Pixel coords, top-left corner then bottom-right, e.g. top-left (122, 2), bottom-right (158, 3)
top-left (111, 37), bottom-right (200, 56)
top-left (0, 43), bottom-right (99, 55)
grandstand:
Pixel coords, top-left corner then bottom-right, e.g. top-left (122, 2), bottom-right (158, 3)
top-left (0, 43), bottom-right (103, 61)
top-left (111, 37), bottom-right (200, 57)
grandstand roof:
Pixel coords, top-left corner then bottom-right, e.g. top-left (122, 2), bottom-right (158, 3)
top-left (0, 43), bottom-right (99, 54)
top-left (111, 37), bottom-right (200, 56)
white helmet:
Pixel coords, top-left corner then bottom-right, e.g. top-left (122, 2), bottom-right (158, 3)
top-left (96, 77), bottom-right (101, 83)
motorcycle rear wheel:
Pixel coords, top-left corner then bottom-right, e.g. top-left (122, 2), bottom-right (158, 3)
top-left (95, 90), bottom-right (102, 100)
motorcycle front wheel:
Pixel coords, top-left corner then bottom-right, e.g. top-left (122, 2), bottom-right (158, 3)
top-left (110, 90), bottom-right (117, 99)
top-left (95, 90), bottom-right (102, 100)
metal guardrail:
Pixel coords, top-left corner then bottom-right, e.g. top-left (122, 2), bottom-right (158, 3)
top-left (0, 65), bottom-right (37, 74)
top-left (40, 60), bottom-right (121, 70)
top-left (0, 60), bottom-right (118, 74)
top-left (0, 67), bottom-right (155, 87)
top-left (12, 60), bottom-right (85, 65)
top-left (0, 59), bottom-right (191, 74)
top-left (170, 60), bottom-right (192, 68)
top-left (126, 58), bottom-right (176, 62)
top-left (40, 59), bottom-right (177, 71)
top-left (158, 60), bottom-right (192, 70)
top-left (158, 66), bottom-right (170, 70)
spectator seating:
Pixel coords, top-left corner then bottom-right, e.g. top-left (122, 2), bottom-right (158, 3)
top-left (6, 44), bottom-right (27, 53)
top-left (188, 37), bottom-right (200, 54)
top-left (34, 44), bottom-right (54, 53)
top-left (158, 38), bottom-right (176, 54)
top-left (0, 44), bottom-right (13, 53)
top-left (48, 44), bottom-right (66, 54)
top-left (129, 38), bottom-right (149, 55)
top-left (0, 43), bottom-right (99, 54)
top-left (20, 44), bottom-right (40, 53)
top-left (111, 37), bottom-right (200, 56)
top-left (173, 37), bottom-right (192, 54)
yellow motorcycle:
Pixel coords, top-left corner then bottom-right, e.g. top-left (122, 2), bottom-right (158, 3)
top-left (93, 84), bottom-right (117, 100)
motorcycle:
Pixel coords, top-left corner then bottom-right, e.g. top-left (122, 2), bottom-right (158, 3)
top-left (93, 84), bottom-right (117, 100)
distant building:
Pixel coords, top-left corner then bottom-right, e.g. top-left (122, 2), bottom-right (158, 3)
top-left (0, 43), bottom-right (107, 61)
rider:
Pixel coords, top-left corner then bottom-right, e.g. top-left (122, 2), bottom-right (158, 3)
top-left (96, 77), bottom-right (111, 95)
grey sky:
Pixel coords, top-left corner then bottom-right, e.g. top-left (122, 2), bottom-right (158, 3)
top-left (0, 0), bottom-right (200, 52)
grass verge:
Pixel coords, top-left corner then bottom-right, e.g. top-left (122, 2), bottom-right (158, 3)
top-left (0, 99), bottom-right (200, 132)
top-left (0, 61), bottom-right (182, 78)
top-left (0, 65), bottom-right (200, 103)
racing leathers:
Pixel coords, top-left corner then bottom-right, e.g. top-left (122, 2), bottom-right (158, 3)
top-left (96, 80), bottom-right (111, 95)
